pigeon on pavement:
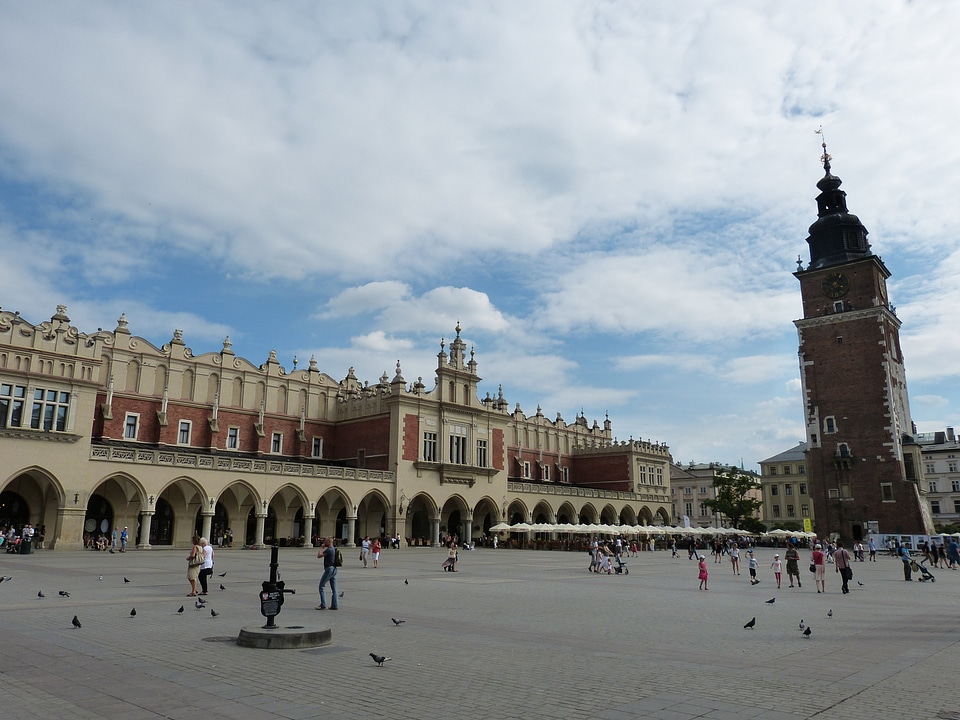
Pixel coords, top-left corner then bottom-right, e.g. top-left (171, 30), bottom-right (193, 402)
top-left (391, 618), bottom-right (405, 626)
top-left (210, 609), bottom-right (219, 618)
top-left (0, 576), bottom-right (11, 583)
top-left (744, 617), bottom-right (756, 629)
top-left (799, 619), bottom-right (805, 631)
top-left (404, 579), bottom-right (409, 585)
top-left (177, 606), bottom-right (184, 614)
top-left (765, 598), bottom-right (776, 604)
top-left (72, 615), bottom-right (82, 629)
top-left (218, 572), bottom-right (226, 577)
top-left (59, 590), bottom-right (70, 597)
top-left (123, 577), bottom-right (131, 583)
top-left (827, 609), bottom-right (833, 618)
top-left (38, 591), bottom-right (45, 598)
top-left (130, 608), bottom-right (137, 617)
top-left (803, 626), bottom-right (812, 637)
top-left (219, 584), bottom-right (225, 591)
top-left (369, 653), bottom-right (390, 666)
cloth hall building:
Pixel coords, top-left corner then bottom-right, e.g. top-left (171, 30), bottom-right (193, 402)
top-left (0, 307), bottom-right (673, 550)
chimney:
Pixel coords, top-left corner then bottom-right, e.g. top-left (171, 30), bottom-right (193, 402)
top-left (948, 427), bottom-right (956, 443)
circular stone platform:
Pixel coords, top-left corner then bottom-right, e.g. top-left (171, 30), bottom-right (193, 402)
top-left (237, 624), bottom-right (332, 650)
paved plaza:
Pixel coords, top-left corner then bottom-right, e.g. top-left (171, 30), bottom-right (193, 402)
top-left (1, 544), bottom-right (959, 720)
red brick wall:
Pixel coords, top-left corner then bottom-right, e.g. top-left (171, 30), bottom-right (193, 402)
top-left (492, 428), bottom-right (504, 471)
top-left (402, 414), bottom-right (419, 461)
top-left (332, 416), bottom-right (390, 470)
top-left (571, 454), bottom-right (631, 492)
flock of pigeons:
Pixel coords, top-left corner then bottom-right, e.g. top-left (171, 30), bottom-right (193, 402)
top-left (742, 597), bottom-right (834, 637)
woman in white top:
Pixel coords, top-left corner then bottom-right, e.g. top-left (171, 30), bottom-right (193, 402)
top-left (198, 537), bottom-right (215, 595)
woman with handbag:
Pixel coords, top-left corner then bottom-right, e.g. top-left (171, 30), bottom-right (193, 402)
top-left (186, 534), bottom-right (203, 597)
top-left (811, 543), bottom-right (827, 593)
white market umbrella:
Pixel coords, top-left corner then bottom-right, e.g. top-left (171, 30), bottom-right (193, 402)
top-left (488, 522), bottom-right (512, 532)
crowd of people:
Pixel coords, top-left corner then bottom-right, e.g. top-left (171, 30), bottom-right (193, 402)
top-left (2, 523), bottom-right (41, 552)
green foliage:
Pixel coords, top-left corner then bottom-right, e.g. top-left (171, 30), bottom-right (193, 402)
top-left (740, 517), bottom-right (768, 535)
top-left (934, 523), bottom-right (960, 535)
top-left (778, 521), bottom-right (804, 532)
top-left (702, 468), bottom-right (763, 530)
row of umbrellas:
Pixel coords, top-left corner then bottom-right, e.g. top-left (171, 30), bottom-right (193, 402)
top-left (488, 522), bottom-right (751, 536)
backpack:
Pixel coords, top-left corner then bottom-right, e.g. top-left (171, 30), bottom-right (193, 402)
top-left (334, 548), bottom-right (343, 567)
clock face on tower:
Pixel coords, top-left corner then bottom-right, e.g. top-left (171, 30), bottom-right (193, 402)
top-left (821, 271), bottom-right (851, 299)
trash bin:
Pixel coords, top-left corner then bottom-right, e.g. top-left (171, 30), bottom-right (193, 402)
top-left (19, 538), bottom-right (33, 555)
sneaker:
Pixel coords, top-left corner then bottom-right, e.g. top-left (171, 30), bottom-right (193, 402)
top-left (330, 607), bottom-right (339, 610)
top-left (316, 605), bottom-right (326, 610)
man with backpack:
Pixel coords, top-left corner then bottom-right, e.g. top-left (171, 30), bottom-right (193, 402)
top-left (316, 537), bottom-right (341, 610)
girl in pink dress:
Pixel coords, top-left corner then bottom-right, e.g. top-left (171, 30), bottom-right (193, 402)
top-left (698, 555), bottom-right (709, 590)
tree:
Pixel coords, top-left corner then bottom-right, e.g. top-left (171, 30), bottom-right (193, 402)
top-left (702, 468), bottom-right (763, 530)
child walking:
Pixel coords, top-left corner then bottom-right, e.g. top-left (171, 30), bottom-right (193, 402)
top-left (698, 555), bottom-right (709, 590)
top-left (747, 549), bottom-right (760, 585)
top-left (770, 553), bottom-right (783, 589)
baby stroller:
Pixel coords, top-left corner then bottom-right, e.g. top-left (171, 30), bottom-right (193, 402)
top-left (613, 555), bottom-right (629, 575)
top-left (915, 562), bottom-right (936, 582)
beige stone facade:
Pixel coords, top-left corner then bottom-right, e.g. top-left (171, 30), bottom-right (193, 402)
top-left (0, 306), bottom-right (673, 550)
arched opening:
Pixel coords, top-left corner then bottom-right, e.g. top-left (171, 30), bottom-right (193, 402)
top-left (0, 489), bottom-right (29, 527)
top-left (84, 493), bottom-right (114, 546)
top-left (150, 497), bottom-right (174, 545)
top-left (335, 507), bottom-right (347, 543)
top-left (212, 502), bottom-right (229, 546)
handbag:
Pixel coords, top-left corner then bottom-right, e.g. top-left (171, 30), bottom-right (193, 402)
top-left (809, 563), bottom-right (816, 573)
top-left (188, 549), bottom-right (202, 567)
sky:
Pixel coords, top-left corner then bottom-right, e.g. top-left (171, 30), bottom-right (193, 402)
top-left (1, 1), bottom-right (958, 470)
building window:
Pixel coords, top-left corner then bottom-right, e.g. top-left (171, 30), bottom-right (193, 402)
top-left (312, 437), bottom-right (323, 458)
top-left (953, 481), bottom-right (960, 492)
top-left (798, 464), bottom-right (805, 474)
top-left (954, 500), bottom-right (960, 514)
top-left (699, 503), bottom-right (709, 517)
top-left (0, 384), bottom-right (26, 428)
top-left (449, 424), bottom-right (468, 464)
top-left (926, 463), bottom-right (936, 474)
top-left (769, 466), bottom-right (777, 476)
top-left (271, 432), bottom-right (282, 453)
top-left (799, 483), bottom-right (807, 495)
top-left (226, 427), bottom-right (239, 449)
top-left (931, 500), bottom-right (941, 514)
top-left (880, 483), bottom-right (893, 502)
top-left (30, 388), bottom-right (70, 431)
top-left (771, 485), bottom-right (779, 496)
top-left (785, 484), bottom-right (793, 495)
top-left (928, 481), bottom-right (938, 493)
top-left (476, 440), bottom-right (487, 468)
top-left (638, 465), bottom-right (647, 484)
top-left (699, 486), bottom-right (708, 495)
top-left (562, 467), bottom-right (570, 483)
top-left (801, 504), bottom-right (809, 517)
top-left (828, 489), bottom-right (839, 499)
top-left (542, 465), bottom-right (550, 482)
top-left (450, 435), bottom-right (467, 464)
top-left (950, 462), bottom-right (959, 473)
top-left (824, 417), bottom-right (837, 434)
top-left (522, 461), bottom-right (531, 479)
top-left (684, 487), bottom-right (692, 495)
top-left (124, 414), bottom-right (140, 440)
top-left (772, 505), bottom-right (781, 518)
top-left (684, 502), bottom-right (693, 517)
top-left (656, 467), bottom-right (663, 485)
top-left (837, 443), bottom-right (851, 458)
top-left (787, 504), bottom-right (795, 517)
top-left (784, 465), bottom-right (793, 475)
top-left (178, 420), bottom-right (192, 445)
top-left (423, 432), bottom-right (438, 462)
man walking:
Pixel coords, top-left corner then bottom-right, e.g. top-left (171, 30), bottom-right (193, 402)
top-left (317, 537), bottom-right (339, 610)
top-left (834, 540), bottom-right (852, 594)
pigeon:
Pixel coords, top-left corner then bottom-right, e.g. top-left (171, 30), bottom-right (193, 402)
top-left (218, 572), bottom-right (227, 577)
top-left (219, 584), bottom-right (225, 591)
top-left (130, 608), bottom-right (137, 617)
top-left (857, 581), bottom-right (864, 587)
top-left (59, 590), bottom-right (70, 598)
top-left (72, 615), bottom-right (82, 629)
top-left (338, 591), bottom-right (344, 598)
top-left (802, 626), bottom-right (812, 637)
top-left (369, 653), bottom-right (390, 666)
top-left (210, 609), bottom-right (219, 618)
top-left (195, 600), bottom-right (204, 610)
top-left (196, 595), bottom-right (207, 604)
top-left (98, 576), bottom-right (103, 581)
top-left (765, 598), bottom-right (776, 604)
top-left (0, 576), bottom-right (11, 583)
top-left (123, 577), bottom-right (131, 584)
top-left (404, 579), bottom-right (409, 585)
top-left (38, 591), bottom-right (45, 598)
top-left (799, 619), bottom-right (805, 631)
top-left (177, 606), bottom-right (184, 615)
top-left (743, 617), bottom-right (756, 629)
top-left (827, 609), bottom-right (833, 618)
top-left (391, 618), bottom-right (405, 626)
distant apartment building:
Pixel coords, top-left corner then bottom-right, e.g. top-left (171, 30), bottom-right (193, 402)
top-left (758, 442), bottom-right (814, 530)
top-left (670, 461), bottom-right (762, 528)
top-left (918, 428), bottom-right (960, 529)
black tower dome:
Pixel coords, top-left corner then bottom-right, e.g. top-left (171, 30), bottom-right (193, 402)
top-left (805, 151), bottom-right (872, 270)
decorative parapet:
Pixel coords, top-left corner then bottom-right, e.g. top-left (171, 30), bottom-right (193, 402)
top-left (90, 444), bottom-right (395, 483)
top-left (571, 439), bottom-right (671, 458)
top-left (507, 480), bottom-right (668, 504)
